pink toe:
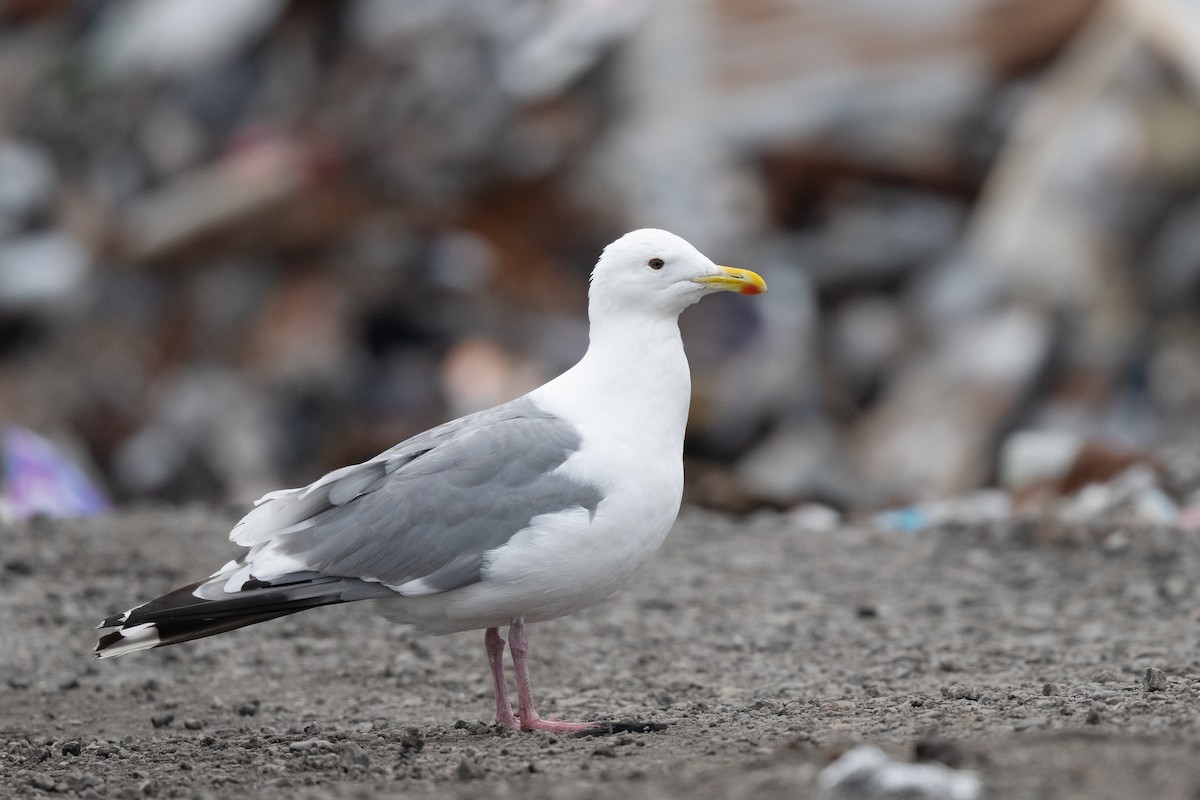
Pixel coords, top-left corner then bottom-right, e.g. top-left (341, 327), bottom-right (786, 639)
top-left (521, 716), bottom-right (599, 733)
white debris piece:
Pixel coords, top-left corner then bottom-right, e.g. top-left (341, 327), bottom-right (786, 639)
top-left (495, 0), bottom-right (646, 101)
top-left (0, 232), bottom-right (91, 309)
top-left (91, 0), bottom-right (286, 78)
top-left (817, 745), bottom-right (982, 800)
top-left (999, 429), bottom-right (1084, 490)
top-left (0, 140), bottom-right (57, 235)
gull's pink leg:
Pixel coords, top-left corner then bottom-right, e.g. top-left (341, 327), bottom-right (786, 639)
top-left (485, 627), bottom-right (520, 731)
top-left (508, 618), bottom-right (598, 732)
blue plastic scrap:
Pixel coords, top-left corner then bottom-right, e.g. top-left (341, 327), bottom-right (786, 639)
top-left (2, 425), bottom-right (110, 519)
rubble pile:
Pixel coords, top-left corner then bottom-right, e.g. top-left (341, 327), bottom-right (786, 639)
top-left (1, 0), bottom-right (1199, 518)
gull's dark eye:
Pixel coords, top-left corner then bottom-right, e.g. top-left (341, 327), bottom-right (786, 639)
top-left (648, 258), bottom-right (665, 270)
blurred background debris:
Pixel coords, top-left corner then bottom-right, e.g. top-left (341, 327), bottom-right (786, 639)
top-left (2, 0), bottom-right (1200, 525)
top-left (1, 424), bottom-right (109, 521)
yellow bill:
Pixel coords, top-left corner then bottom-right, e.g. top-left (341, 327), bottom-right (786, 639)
top-left (691, 266), bottom-right (768, 295)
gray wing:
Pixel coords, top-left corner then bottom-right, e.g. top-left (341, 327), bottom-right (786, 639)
top-left (229, 397), bottom-right (602, 595)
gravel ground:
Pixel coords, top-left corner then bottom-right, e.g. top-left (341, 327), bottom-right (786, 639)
top-left (2, 505), bottom-right (1199, 799)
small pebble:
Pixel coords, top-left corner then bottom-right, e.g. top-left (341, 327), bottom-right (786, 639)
top-left (914, 735), bottom-right (965, 768)
top-left (150, 713), bottom-right (175, 729)
top-left (183, 719), bottom-right (205, 731)
top-left (62, 740), bottom-right (82, 756)
top-left (29, 774), bottom-right (57, 791)
top-left (823, 700), bottom-right (857, 712)
top-left (1013, 716), bottom-right (1049, 731)
top-left (1101, 531), bottom-right (1130, 556)
top-left (395, 727), bottom-right (425, 755)
top-left (4, 559), bottom-right (34, 575)
top-left (457, 757), bottom-right (486, 780)
top-left (941, 684), bottom-right (980, 701)
top-left (1143, 667), bottom-right (1167, 692)
top-left (340, 742), bottom-right (372, 770)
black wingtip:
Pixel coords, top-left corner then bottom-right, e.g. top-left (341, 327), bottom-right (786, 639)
top-left (98, 611), bottom-right (127, 629)
top-left (95, 630), bottom-right (125, 653)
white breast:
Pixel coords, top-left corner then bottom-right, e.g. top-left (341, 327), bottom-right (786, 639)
top-left (435, 396), bottom-right (686, 628)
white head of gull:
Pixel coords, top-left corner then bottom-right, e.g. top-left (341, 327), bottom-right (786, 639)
top-left (96, 228), bottom-right (767, 733)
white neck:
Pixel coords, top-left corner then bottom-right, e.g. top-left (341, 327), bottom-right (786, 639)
top-left (529, 314), bottom-right (692, 452)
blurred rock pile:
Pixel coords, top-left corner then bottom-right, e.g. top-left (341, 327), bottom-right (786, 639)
top-left (2, 0), bottom-right (1200, 516)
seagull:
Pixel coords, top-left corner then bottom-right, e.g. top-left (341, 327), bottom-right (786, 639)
top-left (96, 228), bottom-right (766, 732)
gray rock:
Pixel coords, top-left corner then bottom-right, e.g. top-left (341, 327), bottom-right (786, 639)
top-left (1013, 716), bottom-right (1049, 731)
top-left (29, 774), bottom-right (57, 791)
top-left (1143, 667), bottom-right (1168, 692)
top-left (288, 738), bottom-right (333, 753)
top-left (340, 742), bottom-right (371, 770)
top-left (456, 757), bottom-right (486, 781)
top-left (941, 685), bottom-right (980, 701)
top-left (394, 726), bottom-right (425, 755)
